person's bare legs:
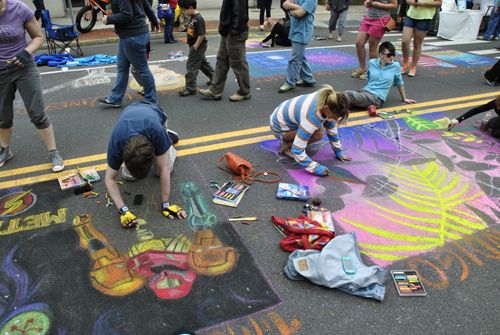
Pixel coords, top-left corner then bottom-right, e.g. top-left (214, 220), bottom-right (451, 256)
top-left (368, 35), bottom-right (382, 59)
top-left (0, 128), bottom-right (13, 148)
top-left (409, 29), bottom-right (427, 76)
top-left (401, 26), bottom-right (414, 73)
top-left (36, 125), bottom-right (57, 151)
top-left (354, 32), bottom-right (370, 73)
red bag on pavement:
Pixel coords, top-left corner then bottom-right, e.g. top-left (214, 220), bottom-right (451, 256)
top-left (217, 152), bottom-right (281, 184)
top-left (271, 215), bottom-right (335, 252)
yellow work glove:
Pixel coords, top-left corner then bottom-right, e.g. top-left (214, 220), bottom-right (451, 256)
top-left (162, 202), bottom-right (183, 219)
top-left (119, 206), bottom-right (139, 228)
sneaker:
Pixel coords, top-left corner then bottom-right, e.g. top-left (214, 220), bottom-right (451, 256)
top-left (351, 69), bottom-right (366, 79)
top-left (401, 63), bottom-right (409, 74)
top-left (0, 147), bottom-right (13, 168)
top-left (359, 72), bottom-right (367, 80)
top-left (408, 67), bottom-right (417, 77)
top-left (166, 129), bottom-right (180, 144)
top-left (178, 89), bottom-right (197, 97)
top-left (121, 165), bottom-right (136, 181)
top-left (198, 88), bottom-right (222, 100)
top-left (296, 80), bottom-right (317, 87)
top-left (278, 82), bottom-right (295, 93)
top-left (229, 92), bottom-right (251, 101)
top-left (484, 74), bottom-right (497, 86)
top-left (336, 36), bottom-right (342, 42)
top-left (328, 33), bottom-right (333, 39)
top-left (47, 150), bottom-right (64, 172)
top-left (260, 25), bottom-right (264, 31)
top-left (97, 97), bottom-right (121, 108)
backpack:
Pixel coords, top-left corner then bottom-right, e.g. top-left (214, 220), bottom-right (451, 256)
top-left (157, 3), bottom-right (173, 20)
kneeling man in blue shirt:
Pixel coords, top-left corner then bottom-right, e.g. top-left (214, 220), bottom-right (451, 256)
top-left (344, 41), bottom-right (416, 109)
top-left (105, 101), bottom-right (187, 228)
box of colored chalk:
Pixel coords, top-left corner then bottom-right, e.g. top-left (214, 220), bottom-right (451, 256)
top-left (391, 270), bottom-right (427, 297)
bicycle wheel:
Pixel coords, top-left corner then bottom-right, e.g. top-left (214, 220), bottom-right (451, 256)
top-left (76, 5), bottom-right (97, 33)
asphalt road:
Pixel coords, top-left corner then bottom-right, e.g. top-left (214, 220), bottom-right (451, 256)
top-left (0, 28), bottom-right (499, 335)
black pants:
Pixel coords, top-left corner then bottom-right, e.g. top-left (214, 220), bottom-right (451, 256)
top-left (487, 116), bottom-right (500, 139)
top-left (485, 59), bottom-right (500, 84)
top-left (259, 1), bottom-right (272, 25)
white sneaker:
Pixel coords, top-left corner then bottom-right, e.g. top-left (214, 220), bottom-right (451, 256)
top-left (47, 150), bottom-right (64, 172)
top-left (328, 33), bottom-right (333, 39)
top-left (0, 147), bottom-right (13, 168)
top-left (336, 36), bottom-right (342, 42)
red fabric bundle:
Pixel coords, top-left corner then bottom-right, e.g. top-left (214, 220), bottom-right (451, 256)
top-left (271, 215), bottom-right (335, 252)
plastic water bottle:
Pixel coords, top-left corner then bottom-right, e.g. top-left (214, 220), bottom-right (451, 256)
top-left (480, 111), bottom-right (493, 130)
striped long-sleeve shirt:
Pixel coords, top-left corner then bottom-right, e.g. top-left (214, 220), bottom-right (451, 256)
top-left (270, 92), bottom-right (342, 175)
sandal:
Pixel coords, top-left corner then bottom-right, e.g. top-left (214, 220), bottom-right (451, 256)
top-left (351, 69), bottom-right (366, 78)
top-left (401, 63), bottom-right (409, 74)
top-left (408, 67), bottom-right (417, 77)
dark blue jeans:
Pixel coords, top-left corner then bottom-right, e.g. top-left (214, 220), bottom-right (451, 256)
top-left (108, 32), bottom-right (157, 104)
top-left (164, 16), bottom-right (175, 43)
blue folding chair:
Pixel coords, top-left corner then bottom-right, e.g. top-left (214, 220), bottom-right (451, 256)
top-left (40, 9), bottom-right (83, 57)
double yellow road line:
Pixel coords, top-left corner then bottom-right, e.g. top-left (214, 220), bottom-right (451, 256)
top-left (0, 91), bottom-right (497, 189)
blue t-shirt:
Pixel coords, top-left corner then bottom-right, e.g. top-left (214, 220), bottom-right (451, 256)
top-left (363, 59), bottom-right (404, 103)
top-left (107, 101), bottom-right (171, 170)
top-left (289, 0), bottom-right (316, 44)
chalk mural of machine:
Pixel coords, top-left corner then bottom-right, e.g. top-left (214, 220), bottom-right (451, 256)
top-left (76, 0), bottom-right (110, 33)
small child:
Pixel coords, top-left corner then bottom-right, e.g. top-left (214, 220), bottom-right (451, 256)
top-left (262, 19), bottom-right (291, 47)
top-left (178, 0), bottom-right (214, 97)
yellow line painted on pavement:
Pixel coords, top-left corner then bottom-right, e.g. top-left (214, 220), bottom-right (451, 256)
top-left (0, 95), bottom-right (497, 189)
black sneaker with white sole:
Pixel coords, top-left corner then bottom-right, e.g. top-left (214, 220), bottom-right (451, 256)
top-left (167, 129), bottom-right (179, 144)
top-left (97, 97), bottom-right (122, 108)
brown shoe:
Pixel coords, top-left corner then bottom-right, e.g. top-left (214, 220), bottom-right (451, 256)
top-left (229, 92), bottom-right (251, 102)
top-left (199, 88), bottom-right (222, 100)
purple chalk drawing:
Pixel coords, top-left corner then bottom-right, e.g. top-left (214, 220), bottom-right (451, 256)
top-left (260, 112), bottom-right (499, 266)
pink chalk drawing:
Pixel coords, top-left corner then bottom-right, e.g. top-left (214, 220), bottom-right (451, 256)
top-left (260, 112), bottom-right (500, 266)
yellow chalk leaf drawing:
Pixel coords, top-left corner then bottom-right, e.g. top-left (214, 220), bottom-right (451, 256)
top-left (339, 161), bottom-right (488, 262)
top-left (442, 131), bottom-right (483, 144)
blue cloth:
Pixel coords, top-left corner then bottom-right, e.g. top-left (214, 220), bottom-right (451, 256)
top-left (34, 53), bottom-right (117, 67)
top-left (363, 58), bottom-right (404, 103)
top-left (288, 0), bottom-right (316, 44)
top-left (108, 32), bottom-right (157, 104)
top-left (107, 101), bottom-right (171, 171)
top-left (286, 41), bottom-right (315, 86)
top-left (60, 54), bottom-right (117, 67)
top-left (284, 232), bottom-right (387, 301)
top-left (34, 53), bottom-right (73, 66)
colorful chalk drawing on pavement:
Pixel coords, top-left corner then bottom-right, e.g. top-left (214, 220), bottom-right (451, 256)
top-left (247, 49), bottom-right (359, 78)
top-left (398, 54), bottom-right (457, 69)
top-left (130, 64), bottom-right (185, 92)
top-left (0, 184), bottom-right (280, 334)
top-left (424, 50), bottom-right (496, 68)
top-left (260, 112), bottom-right (500, 268)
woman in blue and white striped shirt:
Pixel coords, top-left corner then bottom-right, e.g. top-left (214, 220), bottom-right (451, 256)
top-left (270, 85), bottom-right (350, 176)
